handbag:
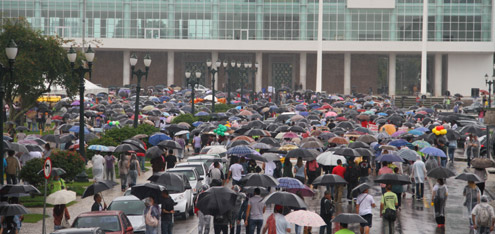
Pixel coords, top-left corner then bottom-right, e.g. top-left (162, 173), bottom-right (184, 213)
top-left (145, 207), bottom-right (159, 227)
top-left (383, 208), bottom-right (397, 221)
top-left (61, 218), bottom-right (70, 228)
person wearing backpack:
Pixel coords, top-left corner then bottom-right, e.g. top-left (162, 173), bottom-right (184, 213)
top-left (144, 197), bottom-right (160, 234)
top-left (432, 179), bottom-right (448, 228)
top-left (471, 195), bottom-right (495, 234)
top-left (464, 181), bottom-right (481, 228)
top-left (380, 184), bottom-right (398, 234)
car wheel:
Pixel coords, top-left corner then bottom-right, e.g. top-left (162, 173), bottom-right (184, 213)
top-left (181, 206), bottom-right (190, 220)
top-left (189, 204), bottom-right (195, 216)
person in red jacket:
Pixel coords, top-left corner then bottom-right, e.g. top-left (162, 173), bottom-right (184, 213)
top-left (332, 160), bottom-right (346, 203)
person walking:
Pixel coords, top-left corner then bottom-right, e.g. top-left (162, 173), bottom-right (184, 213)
top-left (378, 161), bottom-right (393, 194)
top-left (432, 178), bottom-right (448, 228)
top-left (209, 162), bottom-right (225, 186)
top-left (380, 184), bottom-right (398, 234)
top-left (104, 152), bottom-right (116, 182)
top-left (391, 167), bottom-right (404, 208)
top-left (230, 185), bottom-right (246, 234)
top-left (92, 151), bottom-right (105, 182)
top-left (144, 197), bottom-right (160, 234)
top-left (165, 150), bottom-right (177, 169)
top-left (245, 188), bottom-right (265, 234)
top-left (175, 135), bottom-right (186, 161)
top-left (319, 190), bottom-right (335, 234)
top-left (356, 188), bottom-right (375, 234)
top-left (411, 156), bottom-right (427, 200)
top-left (91, 194), bottom-right (107, 211)
top-left (358, 158), bottom-right (372, 184)
top-left (448, 137), bottom-right (457, 163)
top-left (474, 167), bottom-right (487, 195)
top-left (193, 133), bottom-right (202, 154)
top-left (227, 158), bottom-right (244, 186)
top-left (151, 153), bottom-right (166, 173)
top-left (306, 159), bottom-right (320, 185)
top-left (293, 157), bottom-right (306, 184)
top-left (5, 151), bottom-right (20, 184)
top-left (213, 209), bottom-right (231, 234)
top-left (118, 154), bottom-right (130, 192)
top-left (197, 185), bottom-right (212, 234)
top-left (464, 180), bottom-right (481, 228)
top-left (128, 154), bottom-right (141, 188)
top-left (282, 157), bottom-right (293, 178)
top-left (161, 190), bottom-right (175, 234)
top-left (53, 204), bottom-right (70, 231)
top-left (344, 161), bottom-right (359, 203)
top-left (262, 205), bottom-right (290, 234)
top-left (465, 134), bottom-right (480, 168)
top-left (471, 195), bottom-right (495, 234)
top-left (332, 159), bottom-right (346, 203)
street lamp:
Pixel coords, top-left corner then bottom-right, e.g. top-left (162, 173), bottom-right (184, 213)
top-left (486, 74), bottom-right (495, 108)
top-left (206, 59), bottom-right (221, 112)
top-left (246, 61), bottom-right (258, 103)
top-left (186, 70), bottom-right (202, 114)
top-left (130, 53), bottom-right (151, 128)
top-left (0, 40), bottom-right (17, 184)
top-left (67, 45), bottom-right (95, 161)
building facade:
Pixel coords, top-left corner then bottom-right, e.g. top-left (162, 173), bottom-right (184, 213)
top-left (2, 0), bottom-right (494, 96)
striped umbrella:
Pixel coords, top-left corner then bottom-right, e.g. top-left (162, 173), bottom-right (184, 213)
top-left (88, 145), bottom-right (110, 152)
top-left (227, 145), bottom-right (254, 156)
top-left (420, 146), bottom-right (447, 157)
top-left (277, 177), bottom-right (305, 189)
top-left (412, 140), bottom-right (432, 149)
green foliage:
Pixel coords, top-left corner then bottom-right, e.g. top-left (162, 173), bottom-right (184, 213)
top-left (171, 114), bottom-right (195, 126)
top-left (104, 125), bottom-right (158, 145)
top-left (50, 150), bottom-right (85, 182)
top-left (214, 104), bottom-right (234, 113)
top-left (66, 181), bottom-right (94, 196)
top-left (19, 158), bottom-right (44, 188)
top-left (23, 214), bottom-right (49, 223)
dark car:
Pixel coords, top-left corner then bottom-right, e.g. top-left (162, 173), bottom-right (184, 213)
top-left (463, 102), bottom-right (483, 114)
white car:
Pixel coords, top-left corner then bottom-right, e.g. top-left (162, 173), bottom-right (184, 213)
top-left (167, 167), bottom-right (203, 196)
top-left (175, 162), bottom-right (208, 181)
top-left (107, 195), bottom-right (146, 233)
top-left (167, 173), bottom-right (195, 220)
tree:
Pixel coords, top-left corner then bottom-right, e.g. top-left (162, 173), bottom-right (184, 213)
top-left (0, 18), bottom-right (81, 122)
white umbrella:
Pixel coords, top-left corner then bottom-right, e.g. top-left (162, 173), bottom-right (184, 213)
top-left (203, 95), bottom-right (218, 102)
top-left (175, 130), bottom-right (190, 136)
top-left (285, 210), bottom-right (326, 227)
top-left (206, 146), bottom-right (227, 155)
top-left (46, 190), bottom-right (76, 205)
top-left (316, 151), bottom-right (347, 166)
top-left (275, 132), bottom-right (286, 139)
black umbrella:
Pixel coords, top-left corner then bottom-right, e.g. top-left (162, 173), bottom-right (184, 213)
top-left (241, 173), bottom-right (279, 187)
top-left (348, 141), bottom-right (370, 149)
top-left (355, 148), bottom-right (374, 157)
top-left (289, 126), bottom-right (306, 133)
top-left (331, 213), bottom-right (368, 224)
top-left (374, 173), bottom-right (411, 185)
top-left (259, 137), bottom-right (281, 147)
top-left (312, 174), bottom-right (347, 185)
top-left (81, 181), bottom-right (113, 198)
top-left (130, 183), bottom-right (165, 202)
top-left (446, 129), bottom-right (461, 141)
top-left (262, 191), bottom-right (307, 209)
top-left (145, 146), bottom-right (164, 159)
top-left (41, 134), bottom-right (60, 144)
top-left (334, 148), bottom-right (360, 157)
top-left (15, 126), bottom-right (29, 132)
top-left (460, 125), bottom-right (483, 136)
top-left (455, 173), bottom-right (482, 182)
top-left (122, 139), bottom-right (146, 152)
top-left (244, 129), bottom-right (268, 137)
top-left (242, 186), bottom-right (270, 196)
top-left (148, 172), bottom-right (185, 192)
top-left (114, 143), bottom-right (139, 153)
top-left (157, 140), bottom-right (182, 150)
top-left (25, 144), bottom-right (43, 152)
top-left (427, 167), bottom-right (456, 179)
top-left (285, 148), bottom-right (319, 160)
top-left (350, 183), bottom-right (373, 197)
top-left (0, 185), bottom-right (40, 196)
top-left (0, 204), bottom-right (29, 216)
top-left (59, 134), bottom-right (76, 143)
top-left (196, 187), bottom-right (238, 216)
top-left (37, 167), bottom-right (66, 177)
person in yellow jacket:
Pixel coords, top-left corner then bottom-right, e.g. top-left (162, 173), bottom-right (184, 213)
top-left (50, 175), bottom-right (66, 194)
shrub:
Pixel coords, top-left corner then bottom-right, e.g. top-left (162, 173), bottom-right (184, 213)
top-left (19, 158), bottom-right (44, 188)
top-left (214, 104), bottom-right (234, 113)
top-left (50, 150), bottom-right (85, 182)
top-left (171, 114), bottom-right (195, 126)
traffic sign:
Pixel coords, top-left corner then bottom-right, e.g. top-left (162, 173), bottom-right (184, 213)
top-left (43, 158), bottom-right (52, 179)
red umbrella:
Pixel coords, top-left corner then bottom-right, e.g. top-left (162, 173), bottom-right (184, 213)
top-left (283, 132), bottom-right (299, 139)
top-left (52, 115), bottom-right (63, 120)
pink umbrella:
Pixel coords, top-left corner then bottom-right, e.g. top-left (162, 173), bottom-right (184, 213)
top-left (285, 210), bottom-right (326, 227)
top-left (18, 140), bottom-right (38, 145)
top-left (391, 130), bottom-right (408, 138)
top-left (283, 132), bottom-right (298, 139)
top-left (325, 111), bottom-right (337, 117)
top-left (287, 185), bottom-right (315, 197)
top-left (166, 116), bottom-right (174, 123)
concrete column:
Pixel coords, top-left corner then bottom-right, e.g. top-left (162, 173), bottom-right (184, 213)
top-left (389, 54), bottom-right (396, 96)
top-left (256, 52), bottom-right (263, 92)
top-left (168, 0), bottom-right (175, 38)
top-left (316, 0), bottom-right (323, 92)
top-left (212, 0), bottom-right (219, 39)
top-left (123, 0), bottom-right (131, 38)
top-left (300, 52), bottom-right (307, 89)
top-left (167, 51), bottom-right (175, 86)
top-left (344, 53), bottom-right (351, 95)
top-left (256, 0), bottom-right (263, 40)
top-left (435, 0), bottom-right (443, 41)
top-left (300, 0), bottom-right (308, 40)
top-left (211, 51), bottom-right (219, 89)
top-left (390, 11), bottom-right (397, 41)
top-left (123, 50), bottom-right (131, 85)
top-left (420, 0), bottom-right (429, 94)
top-left (434, 54), bottom-right (442, 96)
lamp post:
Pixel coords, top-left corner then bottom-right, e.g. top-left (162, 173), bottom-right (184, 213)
top-left (486, 74), bottom-right (494, 108)
top-left (247, 61), bottom-right (258, 103)
top-left (0, 40), bottom-right (17, 184)
top-left (206, 59), bottom-right (221, 112)
top-left (67, 45), bottom-right (95, 161)
top-left (186, 70), bottom-right (202, 114)
top-left (130, 53), bottom-right (151, 128)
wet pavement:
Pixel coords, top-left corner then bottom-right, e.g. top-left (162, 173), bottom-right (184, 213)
top-left (22, 149), bottom-right (485, 234)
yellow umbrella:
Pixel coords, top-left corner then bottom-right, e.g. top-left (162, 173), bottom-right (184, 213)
top-left (279, 144), bottom-right (298, 151)
top-left (380, 124), bottom-right (397, 135)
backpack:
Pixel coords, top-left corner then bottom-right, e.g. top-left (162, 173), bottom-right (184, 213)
top-left (435, 186), bottom-right (447, 201)
top-left (477, 205), bottom-right (491, 227)
top-left (145, 207), bottom-right (159, 227)
top-left (383, 208), bottom-right (397, 221)
top-left (105, 156), bottom-right (114, 169)
top-left (130, 160), bottom-right (137, 171)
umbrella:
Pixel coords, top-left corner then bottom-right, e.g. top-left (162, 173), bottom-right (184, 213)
top-left (81, 181), bottom-right (113, 198)
top-left (334, 148), bottom-right (360, 157)
top-left (261, 191), bottom-right (307, 209)
top-left (196, 187), bottom-right (238, 216)
top-left (388, 139), bottom-right (408, 148)
top-left (9, 143), bottom-right (29, 153)
top-left (174, 130), bottom-right (189, 136)
top-left (283, 132), bottom-right (299, 139)
top-left (300, 141), bottom-right (324, 149)
top-left (356, 135), bottom-right (378, 144)
top-left (130, 183), bottom-right (165, 202)
top-left (113, 143), bottom-right (139, 153)
top-left (157, 140), bottom-right (182, 150)
top-left (328, 137), bottom-right (349, 145)
top-left (374, 173), bottom-right (411, 185)
top-left (276, 177), bottom-right (305, 189)
top-left (427, 167), bottom-right (456, 179)
top-left (397, 149), bottom-right (419, 161)
top-left (227, 145), bottom-right (255, 156)
top-left (68, 125), bottom-right (90, 134)
top-left (455, 173), bottom-right (482, 182)
top-left (245, 129), bottom-right (269, 137)
top-left (286, 148), bottom-right (318, 160)
top-left (0, 204), bottom-right (29, 216)
top-left (88, 145), bottom-right (110, 152)
top-left (376, 154), bottom-right (404, 162)
top-left (279, 144), bottom-right (299, 151)
top-left (47, 190), bottom-right (77, 205)
top-left (146, 146), bottom-right (165, 159)
top-left (206, 146), bottom-right (227, 155)
top-left (148, 172), bottom-right (185, 192)
top-left (379, 145), bottom-right (398, 151)
top-left (0, 185), bottom-right (40, 196)
top-left (241, 173), bottom-right (279, 187)
top-left (149, 133), bottom-right (172, 146)
top-left (133, 134), bottom-right (149, 139)
top-left (316, 152), bottom-right (347, 166)
top-left (285, 210), bottom-right (326, 227)
top-left (37, 167), bottom-right (66, 177)
top-left (348, 142), bottom-right (370, 149)
top-left (331, 213), bottom-right (368, 224)
top-left (412, 140), bottom-right (431, 149)
top-left (355, 148), bottom-right (374, 157)
top-left (15, 126), bottom-right (29, 132)
top-left (420, 146), bottom-right (446, 157)
top-left (287, 185), bottom-right (315, 197)
top-left (25, 144), bottom-right (44, 152)
top-left (351, 183), bottom-right (373, 197)
top-left (250, 142), bottom-right (272, 150)
top-left (312, 174), bottom-right (347, 185)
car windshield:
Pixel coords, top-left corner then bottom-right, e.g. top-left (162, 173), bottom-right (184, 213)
top-left (73, 215), bottom-right (121, 232)
top-left (187, 159), bottom-right (211, 167)
top-left (177, 164), bottom-right (204, 175)
top-left (108, 200), bottom-right (145, 216)
top-left (172, 170), bottom-right (196, 181)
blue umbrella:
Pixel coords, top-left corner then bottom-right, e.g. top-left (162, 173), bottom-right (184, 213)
top-left (149, 133), bottom-right (172, 146)
top-left (195, 111), bottom-right (210, 117)
top-left (192, 121), bottom-right (204, 127)
top-left (295, 105), bottom-right (306, 111)
top-left (415, 127), bottom-right (429, 132)
top-left (88, 145), bottom-right (110, 152)
top-left (376, 154), bottom-right (404, 162)
top-left (227, 145), bottom-right (254, 156)
top-left (420, 146), bottom-right (446, 157)
top-left (277, 177), bottom-right (305, 189)
top-left (159, 96), bottom-right (170, 102)
top-left (68, 126), bottom-right (90, 134)
top-left (377, 112), bottom-right (388, 116)
top-left (408, 130), bottom-right (424, 136)
top-left (388, 139), bottom-right (408, 147)
top-left (299, 111), bottom-right (309, 117)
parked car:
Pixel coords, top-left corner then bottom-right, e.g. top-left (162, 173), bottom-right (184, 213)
top-left (108, 196), bottom-right (146, 233)
top-left (167, 173), bottom-right (194, 220)
top-left (463, 102), bottom-right (483, 114)
top-left (187, 154), bottom-right (227, 171)
top-left (51, 227), bottom-right (104, 234)
top-left (167, 167), bottom-right (203, 196)
top-left (175, 162), bottom-right (208, 181)
top-left (71, 211), bottom-right (133, 234)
